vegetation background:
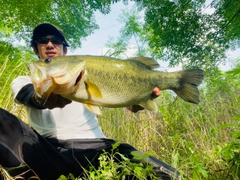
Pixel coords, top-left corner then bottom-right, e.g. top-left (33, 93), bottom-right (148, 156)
top-left (0, 0), bottom-right (240, 179)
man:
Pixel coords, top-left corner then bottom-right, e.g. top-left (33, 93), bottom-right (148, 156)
top-left (0, 23), bottom-right (181, 179)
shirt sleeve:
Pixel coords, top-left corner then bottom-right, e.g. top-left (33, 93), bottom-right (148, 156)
top-left (11, 76), bottom-right (46, 109)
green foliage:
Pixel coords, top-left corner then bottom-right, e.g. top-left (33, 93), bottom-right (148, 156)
top-left (0, 40), bottom-right (35, 118)
top-left (137, 0), bottom-right (239, 68)
top-left (97, 66), bottom-right (240, 179)
top-left (58, 173), bottom-right (75, 180)
top-left (106, 0), bottom-right (240, 69)
top-left (220, 63), bottom-right (240, 179)
top-left (105, 9), bottom-right (161, 58)
top-left (85, 152), bottom-right (155, 179)
top-left (1, 53), bottom-right (240, 179)
top-left (0, 0), bottom-right (125, 49)
top-left (0, 165), bottom-right (14, 180)
top-left (1, 1), bottom-right (240, 179)
top-left (213, 0), bottom-right (240, 48)
top-left (2, 1), bottom-right (239, 67)
top-left (58, 142), bottom-right (157, 180)
top-left (226, 59), bottom-right (240, 76)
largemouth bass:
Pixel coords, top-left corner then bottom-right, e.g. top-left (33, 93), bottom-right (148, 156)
top-left (27, 55), bottom-right (204, 115)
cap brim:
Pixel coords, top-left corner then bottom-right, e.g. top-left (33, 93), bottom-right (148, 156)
top-left (33, 23), bottom-right (69, 46)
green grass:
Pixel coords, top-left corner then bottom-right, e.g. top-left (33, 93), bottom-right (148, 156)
top-left (98, 89), bottom-right (240, 179)
top-left (58, 142), bottom-right (158, 180)
top-left (0, 51), bottom-right (240, 179)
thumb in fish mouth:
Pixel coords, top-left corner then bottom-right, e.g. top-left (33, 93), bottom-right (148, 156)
top-left (32, 78), bottom-right (56, 105)
top-left (150, 87), bottom-right (161, 99)
top-left (33, 93), bottom-right (47, 106)
top-left (33, 90), bottom-right (52, 106)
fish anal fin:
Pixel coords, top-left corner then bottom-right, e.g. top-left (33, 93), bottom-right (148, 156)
top-left (139, 100), bottom-right (158, 112)
top-left (85, 81), bottom-right (102, 98)
top-left (84, 103), bottom-right (102, 115)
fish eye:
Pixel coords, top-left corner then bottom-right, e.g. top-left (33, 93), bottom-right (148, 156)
top-left (44, 58), bottom-right (52, 63)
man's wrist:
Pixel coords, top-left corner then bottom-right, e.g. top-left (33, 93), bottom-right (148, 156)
top-left (16, 84), bottom-right (46, 109)
top-left (32, 93), bottom-right (46, 106)
top-left (32, 94), bottom-right (46, 108)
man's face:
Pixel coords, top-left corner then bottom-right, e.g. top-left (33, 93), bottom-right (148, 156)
top-left (34, 35), bottom-right (67, 59)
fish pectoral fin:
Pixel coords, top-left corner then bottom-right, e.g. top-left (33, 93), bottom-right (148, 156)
top-left (139, 100), bottom-right (158, 112)
top-left (84, 104), bottom-right (102, 115)
top-left (85, 81), bottom-right (102, 98)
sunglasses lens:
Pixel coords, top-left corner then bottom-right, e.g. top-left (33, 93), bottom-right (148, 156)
top-left (51, 38), bottom-right (62, 45)
top-left (37, 38), bottom-right (49, 44)
top-left (37, 38), bottom-right (63, 45)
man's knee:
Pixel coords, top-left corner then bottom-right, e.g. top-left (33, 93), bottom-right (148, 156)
top-left (0, 142), bottom-right (21, 166)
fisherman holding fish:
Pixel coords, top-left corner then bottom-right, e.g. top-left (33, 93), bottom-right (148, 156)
top-left (0, 23), bottom-right (186, 179)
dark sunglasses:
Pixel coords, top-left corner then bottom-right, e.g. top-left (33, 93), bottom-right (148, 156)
top-left (36, 37), bottom-right (64, 45)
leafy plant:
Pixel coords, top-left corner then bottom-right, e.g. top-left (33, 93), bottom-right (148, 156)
top-left (220, 62), bottom-right (240, 179)
top-left (58, 142), bottom-right (157, 180)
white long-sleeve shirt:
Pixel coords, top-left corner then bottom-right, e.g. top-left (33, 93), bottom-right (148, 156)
top-left (11, 76), bottom-right (106, 140)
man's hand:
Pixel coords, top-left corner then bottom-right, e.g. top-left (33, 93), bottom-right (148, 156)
top-left (151, 87), bottom-right (161, 99)
top-left (127, 87), bottom-right (161, 113)
top-left (126, 105), bottom-right (145, 113)
top-left (43, 93), bottom-right (72, 109)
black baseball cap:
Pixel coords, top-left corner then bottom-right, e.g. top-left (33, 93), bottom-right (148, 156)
top-left (31, 23), bottom-right (69, 47)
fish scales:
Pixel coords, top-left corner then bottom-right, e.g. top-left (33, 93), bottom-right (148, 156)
top-left (75, 58), bottom-right (154, 105)
top-left (27, 55), bottom-right (204, 115)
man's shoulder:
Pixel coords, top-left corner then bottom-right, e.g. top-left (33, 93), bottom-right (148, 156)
top-left (12, 76), bottom-right (31, 86)
top-left (13, 76), bottom-right (31, 82)
top-left (11, 76), bottom-right (32, 94)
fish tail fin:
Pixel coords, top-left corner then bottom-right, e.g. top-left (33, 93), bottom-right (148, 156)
top-left (173, 69), bottom-right (204, 104)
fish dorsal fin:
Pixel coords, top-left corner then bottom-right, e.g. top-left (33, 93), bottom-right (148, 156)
top-left (129, 56), bottom-right (160, 70)
top-left (84, 80), bottom-right (102, 98)
top-left (139, 99), bottom-right (158, 112)
top-left (84, 103), bottom-right (102, 115)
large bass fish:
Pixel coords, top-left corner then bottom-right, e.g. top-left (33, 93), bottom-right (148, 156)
top-left (27, 55), bottom-right (204, 115)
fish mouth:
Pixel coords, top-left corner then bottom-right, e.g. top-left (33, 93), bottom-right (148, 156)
top-left (75, 71), bottom-right (83, 86)
top-left (34, 79), bottom-right (55, 104)
top-left (28, 58), bottom-right (86, 103)
top-left (28, 63), bottom-right (56, 103)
